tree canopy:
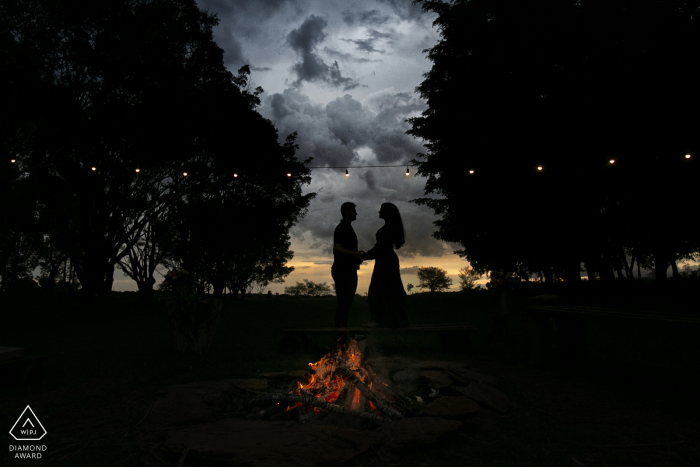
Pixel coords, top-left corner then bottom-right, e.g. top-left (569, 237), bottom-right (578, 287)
top-left (409, 0), bottom-right (699, 282)
top-left (1, 0), bottom-right (313, 302)
top-left (417, 266), bottom-right (453, 292)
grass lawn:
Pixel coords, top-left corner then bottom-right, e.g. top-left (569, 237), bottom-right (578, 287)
top-left (1, 284), bottom-right (699, 467)
top-left (1, 283), bottom-right (698, 400)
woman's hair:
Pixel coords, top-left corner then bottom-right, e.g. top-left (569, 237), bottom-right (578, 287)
top-left (381, 202), bottom-right (405, 249)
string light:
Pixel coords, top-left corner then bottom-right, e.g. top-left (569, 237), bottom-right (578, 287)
top-left (11, 156), bottom-right (692, 179)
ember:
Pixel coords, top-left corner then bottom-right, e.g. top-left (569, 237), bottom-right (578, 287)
top-left (260, 338), bottom-right (414, 424)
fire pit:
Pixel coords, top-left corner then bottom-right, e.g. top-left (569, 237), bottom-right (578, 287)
top-left (141, 339), bottom-right (517, 466)
top-left (257, 337), bottom-right (416, 426)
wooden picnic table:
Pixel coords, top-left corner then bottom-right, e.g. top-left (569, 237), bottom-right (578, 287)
top-left (279, 323), bottom-right (478, 353)
top-left (522, 304), bottom-right (700, 365)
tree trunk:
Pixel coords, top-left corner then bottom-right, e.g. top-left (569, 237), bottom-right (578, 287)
top-left (623, 253), bottom-right (635, 280)
top-left (137, 278), bottom-right (156, 306)
top-left (211, 279), bottom-right (226, 300)
top-left (598, 255), bottom-right (615, 282)
top-left (670, 259), bottom-right (679, 280)
top-left (637, 260), bottom-right (642, 281)
top-left (584, 260), bottom-right (596, 282)
top-left (614, 265), bottom-right (624, 280)
top-left (564, 261), bottom-right (581, 283)
top-left (98, 263), bottom-right (115, 303)
top-left (239, 288), bottom-right (246, 300)
top-left (543, 268), bottom-right (554, 285)
top-left (45, 256), bottom-right (68, 305)
top-left (652, 249), bottom-right (668, 282)
top-left (8, 230), bottom-right (23, 296)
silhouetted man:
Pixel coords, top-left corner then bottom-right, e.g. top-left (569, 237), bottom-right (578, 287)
top-left (332, 202), bottom-right (364, 329)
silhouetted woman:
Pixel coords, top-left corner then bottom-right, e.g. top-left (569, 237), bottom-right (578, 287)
top-left (363, 203), bottom-right (408, 328)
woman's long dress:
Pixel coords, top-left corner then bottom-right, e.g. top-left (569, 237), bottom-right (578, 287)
top-left (364, 225), bottom-right (408, 327)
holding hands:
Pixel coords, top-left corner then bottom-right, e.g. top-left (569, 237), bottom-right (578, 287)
top-left (354, 250), bottom-right (366, 262)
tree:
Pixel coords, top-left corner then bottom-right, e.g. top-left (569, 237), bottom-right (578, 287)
top-left (409, 0), bottom-right (699, 283)
top-left (3, 1), bottom-right (316, 304)
top-left (3, 0), bottom-right (269, 303)
top-left (417, 266), bottom-right (453, 293)
top-left (157, 124), bottom-right (313, 300)
top-left (406, 283), bottom-right (414, 294)
top-left (457, 266), bottom-right (481, 292)
top-left (284, 279), bottom-right (332, 297)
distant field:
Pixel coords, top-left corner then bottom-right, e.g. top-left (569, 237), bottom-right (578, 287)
top-left (1, 284), bottom-right (698, 400)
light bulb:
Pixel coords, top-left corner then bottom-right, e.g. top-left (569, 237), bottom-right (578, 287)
top-left (92, 167), bottom-right (96, 171)
top-left (135, 168), bottom-right (140, 173)
top-left (609, 159), bottom-right (615, 164)
top-left (287, 172), bottom-right (292, 177)
top-left (686, 154), bottom-right (691, 159)
top-left (233, 173), bottom-right (238, 178)
top-left (405, 167), bottom-right (410, 176)
top-left (537, 166), bottom-right (543, 171)
top-left (345, 169), bottom-right (349, 177)
top-left (10, 159), bottom-right (15, 163)
top-left (469, 170), bottom-right (474, 174)
top-left (183, 172), bottom-right (188, 177)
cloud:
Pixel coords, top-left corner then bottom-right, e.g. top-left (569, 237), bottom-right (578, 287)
top-left (287, 15), bottom-right (361, 91)
top-left (342, 38), bottom-right (385, 54)
top-left (214, 25), bottom-right (248, 68)
top-left (377, 0), bottom-right (426, 23)
top-left (399, 265), bottom-right (420, 275)
top-left (341, 29), bottom-right (394, 55)
top-left (259, 87), bottom-right (454, 259)
top-left (262, 88), bottom-right (425, 168)
top-left (196, 0), bottom-right (292, 72)
top-left (323, 47), bottom-right (379, 64)
top-left (342, 9), bottom-right (391, 26)
top-left (368, 29), bottom-right (394, 40)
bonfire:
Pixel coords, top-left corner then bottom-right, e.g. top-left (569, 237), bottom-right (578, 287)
top-left (259, 338), bottom-right (417, 424)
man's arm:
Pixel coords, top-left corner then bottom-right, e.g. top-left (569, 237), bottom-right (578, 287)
top-left (334, 243), bottom-right (364, 261)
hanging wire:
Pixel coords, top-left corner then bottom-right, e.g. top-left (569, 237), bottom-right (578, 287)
top-left (7, 157), bottom-right (694, 177)
top-left (305, 164), bottom-right (418, 168)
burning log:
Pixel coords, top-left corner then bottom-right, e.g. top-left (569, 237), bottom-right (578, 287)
top-left (337, 363), bottom-right (404, 421)
top-left (257, 394), bottom-right (386, 424)
top-left (254, 338), bottom-right (413, 425)
top-left (360, 366), bottom-right (418, 414)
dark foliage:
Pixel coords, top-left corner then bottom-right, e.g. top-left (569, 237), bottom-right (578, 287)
top-left (0, 0), bottom-right (313, 303)
top-left (409, 0), bottom-right (699, 282)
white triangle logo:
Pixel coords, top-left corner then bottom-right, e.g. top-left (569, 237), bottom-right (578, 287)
top-left (9, 406), bottom-right (47, 441)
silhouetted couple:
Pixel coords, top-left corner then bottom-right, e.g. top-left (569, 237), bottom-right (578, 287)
top-left (331, 202), bottom-right (408, 329)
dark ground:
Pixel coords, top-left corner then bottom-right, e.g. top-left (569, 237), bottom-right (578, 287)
top-left (1, 281), bottom-right (699, 466)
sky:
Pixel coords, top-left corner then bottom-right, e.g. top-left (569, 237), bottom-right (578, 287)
top-left (113, 0), bottom-right (486, 294)
top-left (109, 0), bottom-right (697, 294)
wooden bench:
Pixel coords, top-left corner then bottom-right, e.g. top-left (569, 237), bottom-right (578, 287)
top-left (522, 305), bottom-right (700, 365)
top-left (0, 347), bottom-right (49, 385)
top-left (279, 323), bottom-right (479, 353)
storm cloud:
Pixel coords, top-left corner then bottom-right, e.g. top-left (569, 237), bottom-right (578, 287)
top-left (287, 15), bottom-right (361, 91)
top-left (260, 86), bottom-right (452, 259)
top-left (342, 9), bottom-right (391, 26)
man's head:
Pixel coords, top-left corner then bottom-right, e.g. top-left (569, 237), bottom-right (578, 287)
top-left (340, 202), bottom-right (357, 222)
